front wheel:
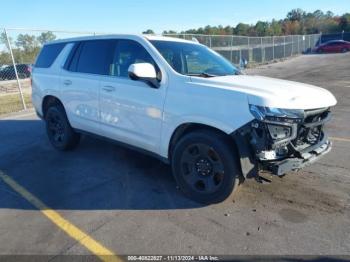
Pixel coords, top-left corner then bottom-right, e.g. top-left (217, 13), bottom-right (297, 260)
top-left (171, 130), bottom-right (242, 204)
top-left (342, 48), bottom-right (349, 53)
top-left (45, 104), bottom-right (80, 151)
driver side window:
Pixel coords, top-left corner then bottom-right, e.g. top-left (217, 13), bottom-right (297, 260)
top-left (185, 50), bottom-right (219, 75)
top-left (109, 40), bottom-right (159, 78)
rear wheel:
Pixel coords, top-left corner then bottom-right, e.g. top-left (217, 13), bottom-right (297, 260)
top-left (342, 48), bottom-right (349, 53)
top-left (45, 104), bottom-right (80, 151)
top-left (171, 130), bottom-right (242, 204)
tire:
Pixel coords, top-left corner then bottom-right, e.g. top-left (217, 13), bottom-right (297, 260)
top-left (45, 104), bottom-right (80, 151)
top-left (342, 48), bottom-right (348, 53)
top-left (171, 130), bottom-right (242, 204)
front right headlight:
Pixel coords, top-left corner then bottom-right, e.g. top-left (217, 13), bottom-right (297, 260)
top-left (249, 105), bottom-right (304, 124)
top-left (249, 105), bottom-right (302, 142)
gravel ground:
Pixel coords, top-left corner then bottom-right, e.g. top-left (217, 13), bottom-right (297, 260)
top-left (0, 53), bottom-right (349, 259)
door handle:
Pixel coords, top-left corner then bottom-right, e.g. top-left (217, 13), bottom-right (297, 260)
top-left (63, 80), bottom-right (72, 86)
top-left (102, 85), bottom-right (116, 92)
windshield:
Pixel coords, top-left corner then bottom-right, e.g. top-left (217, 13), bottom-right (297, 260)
top-left (150, 40), bottom-right (240, 77)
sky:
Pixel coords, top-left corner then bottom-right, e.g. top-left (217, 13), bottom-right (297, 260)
top-left (1, 0), bottom-right (349, 34)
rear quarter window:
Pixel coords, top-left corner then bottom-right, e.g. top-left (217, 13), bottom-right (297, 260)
top-left (65, 40), bottom-right (115, 75)
top-left (35, 43), bottom-right (66, 68)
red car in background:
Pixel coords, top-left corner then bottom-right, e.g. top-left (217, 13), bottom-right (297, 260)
top-left (314, 40), bottom-right (350, 53)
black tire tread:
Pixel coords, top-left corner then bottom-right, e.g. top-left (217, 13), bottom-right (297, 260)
top-left (45, 104), bottom-right (80, 151)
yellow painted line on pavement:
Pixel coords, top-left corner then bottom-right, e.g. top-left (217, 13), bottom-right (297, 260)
top-left (329, 137), bottom-right (350, 143)
top-left (0, 172), bottom-right (122, 262)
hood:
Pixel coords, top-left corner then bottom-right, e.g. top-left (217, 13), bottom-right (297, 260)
top-left (190, 75), bottom-right (337, 110)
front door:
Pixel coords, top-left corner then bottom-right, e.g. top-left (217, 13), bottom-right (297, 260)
top-left (99, 39), bottom-right (166, 154)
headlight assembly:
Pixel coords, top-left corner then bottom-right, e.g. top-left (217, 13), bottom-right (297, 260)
top-left (266, 124), bottom-right (292, 140)
top-left (249, 105), bottom-right (303, 143)
top-left (249, 105), bottom-right (304, 123)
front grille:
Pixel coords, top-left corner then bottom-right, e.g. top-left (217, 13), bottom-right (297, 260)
top-left (292, 108), bottom-right (330, 152)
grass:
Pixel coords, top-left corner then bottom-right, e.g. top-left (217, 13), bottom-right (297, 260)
top-left (0, 93), bottom-right (32, 115)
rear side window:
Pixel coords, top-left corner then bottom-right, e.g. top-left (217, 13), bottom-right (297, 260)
top-left (35, 43), bottom-right (66, 68)
top-left (67, 40), bottom-right (114, 75)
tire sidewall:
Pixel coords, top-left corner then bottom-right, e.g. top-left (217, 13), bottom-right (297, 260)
top-left (45, 106), bottom-right (74, 150)
top-left (172, 132), bottom-right (239, 204)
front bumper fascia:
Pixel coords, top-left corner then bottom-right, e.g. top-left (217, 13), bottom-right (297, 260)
top-left (267, 139), bottom-right (331, 176)
top-left (231, 108), bottom-right (332, 178)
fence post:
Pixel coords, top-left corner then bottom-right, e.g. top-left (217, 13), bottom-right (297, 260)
top-left (291, 36), bottom-right (294, 56)
top-left (248, 37), bottom-right (253, 63)
top-left (239, 41), bottom-right (242, 65)
top-left (230, 36), bottom-right (233, 63)
top-left (297, 35), bottom-right (300, 54)
top-left (272, 36), bottom-right (275, 60)
top-left (309, 35), bottom-right (311, 49)
top-left (209, 36), bottom-right (212, 48)
top-left (3, 28), bottom-right (27, 110)
top-left (261, 37), bottom-right (264, 63)
top-left (283, 36), bottom-right (286, 58)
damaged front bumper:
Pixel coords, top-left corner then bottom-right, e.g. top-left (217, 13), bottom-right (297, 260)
top-left (232, 107), bottom-right (332, 177)
top-left (268, 137), bottom-right (331, 176)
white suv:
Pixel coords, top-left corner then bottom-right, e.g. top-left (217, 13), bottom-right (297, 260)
top-left (32, 35), bottom-right (337, 203)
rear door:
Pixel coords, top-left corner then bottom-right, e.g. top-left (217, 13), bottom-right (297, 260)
top-left (60, 40), bottom-right (114, 134)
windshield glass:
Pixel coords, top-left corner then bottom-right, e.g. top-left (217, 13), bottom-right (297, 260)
top-left (150, 40), bottom-right (240, 77)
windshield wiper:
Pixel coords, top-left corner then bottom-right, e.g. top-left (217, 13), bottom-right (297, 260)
top-left (186, 72), bottom-right (218, 78)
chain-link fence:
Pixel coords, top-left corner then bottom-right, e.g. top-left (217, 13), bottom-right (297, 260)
top-left (163, 34), bottom-right (321, 65)
top-left (0, 28), bottom-right (321, 116)
top-left (0, 28), bottom-right (99, 115)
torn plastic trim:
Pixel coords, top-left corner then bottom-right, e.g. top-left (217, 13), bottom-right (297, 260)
top-left (268, 140), bottom-right (332, 176)
top-left (231, 122), bottom-right (258, 178)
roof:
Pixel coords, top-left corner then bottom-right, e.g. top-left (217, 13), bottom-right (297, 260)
top-left (143, 35), bottom-right (198, 44)
top-left (45, 34), bottom-right (198, 45)
top-left (323, 40), bottom-right (349, 44)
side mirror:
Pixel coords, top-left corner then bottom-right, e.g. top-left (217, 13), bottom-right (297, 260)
top-left (128, 63), bottom-right (160, 88)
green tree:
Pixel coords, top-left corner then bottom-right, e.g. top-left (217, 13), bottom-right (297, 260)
top-left (14, 34), bottom-right (41, 63)
top-left (234, 23), bottom-right (250, 35)
top-left (163, 30), bottom-right (177, 34)
top-left (162, 9), bottom-right (347, 37)
top-left (255, 21), bottom-right (269, 36)
top-left (269, 20), bottom-right (283, 36)
top-left (0, 32), bottom-right (13, 50)
top-left (142, 29), bottom-right (155, 34)
top-left (339, 13), bottom-right (350, 31)
top-left (37, 31), bottom-right (56, 45)
top-left (16, 34), bottom-right (39, 52)
top-left (287, 8), bottom-right (306, 22)
top-left (0, 52), bottom-right (12, 65)
top-left (313, 10), bottom-right (325, 19)
top-left (325, 11), bottom-right (334, 18)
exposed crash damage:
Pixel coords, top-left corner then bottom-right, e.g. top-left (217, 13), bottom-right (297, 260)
top-left (233, 107), bottom-right (332, 178)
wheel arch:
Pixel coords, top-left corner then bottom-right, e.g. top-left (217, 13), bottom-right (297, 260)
top-left (42, 95), bottom-right (64, 118)
top-left (168, 122), bottom-right (237, 160)
top-left (166, 121), bottom-right (258, 179)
